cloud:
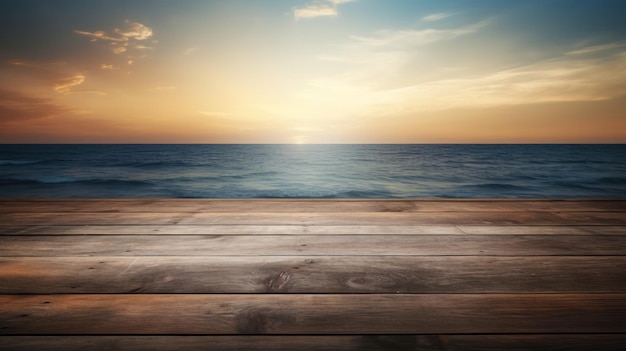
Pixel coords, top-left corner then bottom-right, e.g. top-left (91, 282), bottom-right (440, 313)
top-left (350, 21), bottom-right (486, 48)
top-left (294, 4), bottom-right (337, 18)
top-left (0, 88), bottom-right (74, 123)
top-left (115, 21), bottom-right (153, 40)
top-left (9, 59), bottom-right (62, 67)
top-left (294, 0), bottom-right (356, 19)
top-left (74, 30), bottom-right (127, 42)
top-left (100, 64), bottom-right (116, 70)
top-left (53, 74), bottom-right (86, 93)
top-left (134, 44), bottom-right (154, 50)
top-left (364, 54), bottom-right (626, 113)
top-left (300, 25), bottom-right (626, 119)
top-left (7, 59), bottom-right (88, 94)
top-left (566, 42), bottom-right (626, 56)
top-left (422, 13), bottom-right (453, 22)
top-left (75, 21), bottom-right (152, 43)
top-left (75, 21), bottom-right (154, 58)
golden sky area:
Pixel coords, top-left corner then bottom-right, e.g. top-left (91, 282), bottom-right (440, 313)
top-left (1, 0), bottom-right (626, 143)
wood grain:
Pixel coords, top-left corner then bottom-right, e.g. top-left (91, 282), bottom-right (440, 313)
top-left (3, 211), bottom-right (625, 226)
top-left (3, 224), bottom-right (626, 235)
top-left (2, 199), bottom-right (625, 213)
top-left (2, 235), bottom-right (625, 256)
top-left (1, 199), bottom-right (625, 349)
top-left (2, 335), bottom-right (626, 351)
top-left (1, 256), bottom-right (625, 294)
top-left (2, 294), bottom-right (626, 334)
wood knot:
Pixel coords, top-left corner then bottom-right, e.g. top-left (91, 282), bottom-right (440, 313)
top-left (266, 271), bottom-right (291, 292)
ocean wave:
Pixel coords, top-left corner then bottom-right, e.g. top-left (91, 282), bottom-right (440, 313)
top-left (2, 176), bottom-right (79, 184)
top-left (547, 181), bottom-right (598, 191)
top-left (594, 177), bottom-right (626, 185)
top-left (1, 144), bottom-right (625, 198)
top-left (465, 183), bottom-right (531, 191)
top-left (107, 160), bottom-right (192, 168)
top-left (0, 159), bottom-right (41, 166)
top-left (0, 177), bottom-right (153, 186)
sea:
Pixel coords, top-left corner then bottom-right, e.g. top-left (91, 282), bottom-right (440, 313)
top-left (0, 144), bottom-right (624, 198)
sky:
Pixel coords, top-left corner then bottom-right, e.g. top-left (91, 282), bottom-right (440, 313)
top-left (1, 0), bottom-right (626, 144)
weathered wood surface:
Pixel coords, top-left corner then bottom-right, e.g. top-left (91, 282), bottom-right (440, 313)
top-left (2, 294), bottom-right (626, 334)
top-left (3, 335), bottom-right (626, 351)
top-left (2, 256), bottom-right (625, 294)
top-left (3, 210), bottom-right (626, 225)
top-left (1, 199), bottom-right (625, 350)
top-left (3, 224), bottom-right (626, 235)
top-left (2, 234), bottom-right (626, 256)
top-left (2, 199), bottom-right (625, 213)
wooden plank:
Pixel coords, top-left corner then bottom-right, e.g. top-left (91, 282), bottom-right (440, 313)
top-left (458, 225), bottom-right (626, 235)
top-left (2, 294), bottom-right (626, 334)
top-left (2, 335), bottom-right (626, 351)
top-left (2, 224), bottom-right (625, 236)
top-left (3, 211), bottom-right (625, 225)
top-left (0, 225), bottom-right (466, 235)
top-left (2, 235), bottom-right (626, 256)
top-left (2, 256), bottom-right (625, 294)
top-left (2, 199), bottom-right (625, 213)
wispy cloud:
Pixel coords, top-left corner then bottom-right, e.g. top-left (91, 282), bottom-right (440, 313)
top-left (422, 12), bottom-right (453, 22)
top-left (364, 53), bottom-right (626, 113)
top-left (53, 74), bottom-right (86, 93)
top-left (75, 20), bottom-right (154, 62)
top-left (75, 21), bottom-right (153, 43)
top-left (134, 44), bottom-right (154, 50)
top-left (7, 59), bottom-right (87, 94)
top-left (0, 88), bottom-right (75, 123)
top-left (73, 30), bottom-right (126, 42)
top-left (8, 59), bottom-right (66, 69)
top-left (294, 5), bottom-right (336, 19)
top-left (294, 0), bottom-right (357, 19)
top-left (566, 42), bottom-right (626, 56)
top-left (301, 21), bottom-right (626, 119)
top-left (350, 21), bottom-right (486, 48)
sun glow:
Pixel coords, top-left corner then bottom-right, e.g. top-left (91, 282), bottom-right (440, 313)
top-left (1, 1), bottom-right (625, 143)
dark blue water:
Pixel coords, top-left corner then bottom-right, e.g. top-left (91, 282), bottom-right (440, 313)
top-left (0, 144), bottom-right (624, 198)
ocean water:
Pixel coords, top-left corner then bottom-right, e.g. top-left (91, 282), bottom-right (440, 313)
top-left (0, 144), bottom-right (624, 198)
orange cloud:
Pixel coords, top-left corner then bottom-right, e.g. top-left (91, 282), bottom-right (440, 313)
top-left (0, 88), bottom-right (74, 123)
top-left (53, 74), bottom-right (85, 93)
top-left (73, 30), bottom-right (127, 42)
top-left (75, 21), bottom-right (154, 65)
